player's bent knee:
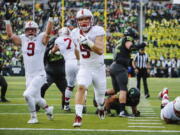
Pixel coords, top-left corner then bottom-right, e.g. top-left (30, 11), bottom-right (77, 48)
top-left (78, 85), bottom-right (86, 92)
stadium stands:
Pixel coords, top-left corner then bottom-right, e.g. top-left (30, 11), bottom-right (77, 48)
top-left (0, 0), bottom-right (180, 77)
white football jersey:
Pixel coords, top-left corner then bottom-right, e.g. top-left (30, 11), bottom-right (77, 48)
top-left (71, 26), bottom-right (105, 68)
top-left (20, 33), bottom-right (46, 77)
top-left (161, 101), bottom-right (180, 121)
top-left (55, 35), bottom-right (76, 61)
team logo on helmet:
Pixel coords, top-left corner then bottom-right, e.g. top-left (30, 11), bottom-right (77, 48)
top-left (24, 21), bottom-right (39, 39)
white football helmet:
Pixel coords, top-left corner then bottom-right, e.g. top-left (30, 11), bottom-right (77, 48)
top-left (58, 27), bottom-right (70, 36)
top-left (174, 96), bottom-right (180, 111)
top-left (25, 21), bottom-right (38, 30)
top-left (76, 9), bottom-right (94, 32)
top-left (24, 21), bottom-right (39, 39)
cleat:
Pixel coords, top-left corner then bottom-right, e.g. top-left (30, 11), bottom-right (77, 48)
top-left (64, 105), bottom-right (71, 111)
top-left (0, 98), bottom-right (10, 102)
top-left (46, 106), bottom-right (54, 120)
top-left (158, 88), bottom-right (168, 99)
top-left (98, 109), bottom-right (105, 120)
top-left (73, 115), bottom-right (82, 127)
top-left (145, 94), bottom-right (150, 99)
top-left (27, 117), bottom-right (38, 124)
top-left (119, 110), bottom-right (131, 117)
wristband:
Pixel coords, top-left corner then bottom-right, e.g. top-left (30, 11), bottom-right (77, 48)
top-left (48, 17), bottom-right (53, 23)
top-left (5, 20), bottom-right (10, 24)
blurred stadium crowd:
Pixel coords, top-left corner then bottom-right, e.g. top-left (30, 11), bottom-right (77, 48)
top-left (0, 0), bottom-right (180, 77)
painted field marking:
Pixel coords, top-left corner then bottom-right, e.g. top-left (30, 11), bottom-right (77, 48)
top-left (128, 119), bottom-right (161, 121)
top-left (1, 128), bottom-right (179, 132)
top-left (129, 117), bottom-right (159, 119)
top-left (141, 113), bottom-right (156, 114)
top-left (128, 123), bottom-right (162, 125)
top-left (128, 126), bottom-right (165, 128)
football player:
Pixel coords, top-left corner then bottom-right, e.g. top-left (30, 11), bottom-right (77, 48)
top-left (5, 3), bottom-right (54, 124)
top-left (50, 27), bottom-right (79, 111)
top-left (109, 28), bottom-right (146, 117)
top-left (158, 88), bottom-right (180, 124)
top-left (103, 87), bottom-right (140, 117)
top-left (71, 9), bottom-right (106, 127)
top-left (36, 35), bottom-right (67, 112)
top-left (0, 46), bottom-right (9, 102)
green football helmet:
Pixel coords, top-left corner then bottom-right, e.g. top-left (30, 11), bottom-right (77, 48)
top-left (127, 87), bottom-right (140, 106)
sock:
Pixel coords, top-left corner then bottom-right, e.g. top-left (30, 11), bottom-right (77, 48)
top-left (84, 90), bottom-right (88, 106)
top-left (75, 104), bottom-right (83, 117)
top-left (161, 94), bottom-right (169, 108)
top-left (30, 111), bottom-right (37, 118)
top-left (95, 91), bottom-right (105, 108)
top-left (37, 98), bottom-right (47, 109)
top-left (24, 95), bottom-right (36, 112)
top-left (65, 87), bottom-right (73, 103)
top-left (119, 103), bottom-right (125, 112)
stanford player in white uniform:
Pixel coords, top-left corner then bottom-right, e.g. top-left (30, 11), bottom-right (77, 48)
top-left (158, 88), bottom-right (180, 124)
top-left (5, 18), bottom-right (54, 124)
top-left (51, 27), bottom-right (79, 111)
top-left (71, 9), bottom-right (107, 127)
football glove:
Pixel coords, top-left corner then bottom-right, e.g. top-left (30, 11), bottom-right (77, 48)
top-left (47, 1), bottom-right (54, 17)
top-left (78, 35), bottom-right (94, 49)
top-left (4, 4), bottom-right (13, 20)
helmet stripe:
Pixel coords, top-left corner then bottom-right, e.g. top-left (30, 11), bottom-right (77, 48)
top-left (81, 9), bottom-right (84, 15)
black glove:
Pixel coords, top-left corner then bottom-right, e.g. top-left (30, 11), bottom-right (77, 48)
top-left (130, 42), bottom-right (147, 51)
top-left (139, 42), bottom-right (147, 48)
top-left (47, 1), bottom-right (54, 17)
top-left (4, 5), bottom-right (13, 20)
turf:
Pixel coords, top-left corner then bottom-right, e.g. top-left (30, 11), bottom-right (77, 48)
top-left (0, 76), bottom-right (180, 135)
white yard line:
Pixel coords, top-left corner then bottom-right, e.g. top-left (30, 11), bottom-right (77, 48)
top-left (128, 126), bottom-right (165, 128)
top-left (140, 111), bottom-right (155, 113)
top-left (128, 123), bottom-right (162, 125)
top-left (142, 115), bottom-right (158, 116)
top-left (0, 128), bottom-right (180, 132)
top-left (0, 104), bottom-right (94, 107)
top-left (0, 113), bottom-right (73, 115)
top-left (141, 112), bottom-right (156, 114)
top-left (127, 78), bottom-right (164, 129)
top-left (128, 119), bottom-right (161, 121)
top-left (129, 117), bottom-right (159, 119)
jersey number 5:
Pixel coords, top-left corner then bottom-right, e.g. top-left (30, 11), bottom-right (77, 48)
top-left (27, 42), bottom-right (35, 56)
top-left (80, 45), bottom-right (90, 58)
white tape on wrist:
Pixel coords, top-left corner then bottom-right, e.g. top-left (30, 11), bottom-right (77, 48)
top-left (5, 20), bottom-right (10, 24)
top-left (88, 40), bottom-right (95, 48)
top-left (48, 17), bottom-right (53, 23)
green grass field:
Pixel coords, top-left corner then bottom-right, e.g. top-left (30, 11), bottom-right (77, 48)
top-left (0, 76), bottom-right (180, 135)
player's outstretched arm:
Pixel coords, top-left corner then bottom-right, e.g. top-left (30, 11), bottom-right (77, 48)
top-left (5, 5), bottom-right (21, 45)
top-left (42, 2), bottom-right (54, 45)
